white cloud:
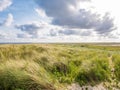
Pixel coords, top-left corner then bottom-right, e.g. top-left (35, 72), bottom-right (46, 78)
top-left (0, 0), bottom-right (12, 12)
top-left (2, 0), bottom-right (118, 42)
top-left (0, 13), bottom-right (14, 27)
top-left (35, 8), bottom-right (47, 18)
top-left (35, 0), bottom-right (116, 36)
top-left (35, 8), bottom-right (52, 23)
top-left (3, 13), bottom-right (14, 26)
top-left (0, 31), bottom-right (8, 39)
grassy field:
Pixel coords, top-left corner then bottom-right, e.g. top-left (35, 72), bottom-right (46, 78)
top-left (0, 43), bottom-right (120, 90)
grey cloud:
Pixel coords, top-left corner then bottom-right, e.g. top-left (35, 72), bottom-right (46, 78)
top-left (15, 22), bottom-right (59, 38)
top-left (80, 30), bottom-right (92, 36)
top-left (0, 34), bottom-right (5, 39)
top-left (35, 0), bottom-right (116, 35)
top-left (58, 30), bottom-right (79, 35)
top-left (17, 33), bottom-right (32, 38)
top-left (49, 29), bottom-right (92, 36)
top-left (95, 13), bottom-right (116, 34)
top-left (49, 29), bottom-right (57, 36)
top-left (15, 23), bottom-right (41, 38)
top-left (17, 34), bottom-right (25, 38)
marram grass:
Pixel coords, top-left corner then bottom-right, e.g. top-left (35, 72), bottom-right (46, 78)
top-left (0, 44), bottom-right (120, 90)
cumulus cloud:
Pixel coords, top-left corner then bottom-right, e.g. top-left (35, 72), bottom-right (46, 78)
top-left (15, 21), bottom-right (60, 38)
top-left (0, 0), bottom-right (13, 26)
top-left (95, 13), bottom-right (116, 34)
top-left (0, 13), bottom-right (14, 27)
top-left (16, 22), bottom-right (40, 38)
top-left (0, 32), bottom-right (7, 39)
top-left (3, 13), bottom-right (14, 26)
top-left (35, 8), bottom-right (47, 18)
top-left (15, 21), bottom-right (95, 39)
top-left (35, 0), bottom-right (116, 35)
top-left (0, 34), bottom-right (5, 39)
top-left (0, 0), bottom-right (12, 12)
top-left (17, 33), bottom-right (32, 38)
top-left (49, 29), bottom-right (92, 37)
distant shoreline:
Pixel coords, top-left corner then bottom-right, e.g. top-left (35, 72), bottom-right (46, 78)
top-left (0, 42), bottom-right (120, 45)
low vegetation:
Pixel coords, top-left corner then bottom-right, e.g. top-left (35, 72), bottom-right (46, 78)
top-left (0, 44), bottom-right (120, 90)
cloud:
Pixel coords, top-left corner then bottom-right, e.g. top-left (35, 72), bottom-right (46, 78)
top-left (0, 34), bottom-right (5, 39)
top-left (49, 29), bottom-right (92, 37)
top-left (95, 13), bottom-right (116, 34)
top-left (0, 0), bottom-right (12, 12)
top-left (15, 21), bottom-right (94, 39)
top-left (35, 0), bottom-right (116, 35)
top-left (35, 8), bottom-right (47, 18)
top-left (0, 32), bottom-right (7, 39)
top-left (3, 13), bottom-right (14, 26)
top-left (15, 22), bottom-right (40, 38)
top-left (58, 30), bottom-right (78, 35)
top-left (17, 33), bottom-right (32, 38)
top-left (15, 21), bottom-right (60, 38)
top-left (0, 0), bottom-right (13, 26)
top-left (0, 13), bottom-right (14, 27)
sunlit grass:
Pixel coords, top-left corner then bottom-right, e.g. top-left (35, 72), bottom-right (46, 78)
top-left (0, 44), bottom-right (120, 89)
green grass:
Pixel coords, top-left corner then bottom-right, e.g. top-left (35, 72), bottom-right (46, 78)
top-left (0, 44), bottom-right (120, 90)
top-left (112, 54), bottom-right (120, 81)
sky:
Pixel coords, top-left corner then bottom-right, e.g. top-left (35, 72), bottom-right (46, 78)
top-left (0, 0), bottom-right (120, 43)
